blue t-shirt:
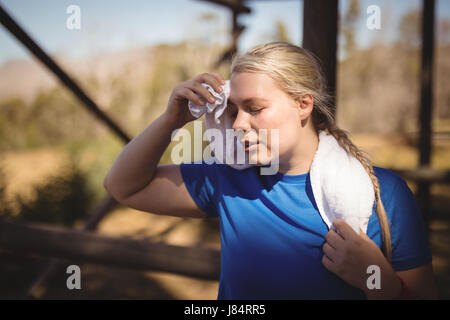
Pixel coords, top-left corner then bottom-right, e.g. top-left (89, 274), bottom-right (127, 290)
top-left (180, 160), bottom-right (432, 299)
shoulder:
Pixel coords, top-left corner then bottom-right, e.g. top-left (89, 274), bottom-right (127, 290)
top-left (368, 166), bottom-right (422, 238)
top-left (373, 166), bottom-right (404, 189)
top-left (370, 167), bottom-right (432, 270)
top-left (372, 166), bottom-right (407, 206)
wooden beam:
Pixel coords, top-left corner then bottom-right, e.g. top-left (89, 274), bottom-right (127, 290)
top-left (196, 0), bottom-right (251, 14)
top-left (418, 0), bottom-right (435, 166)
top-left (26, 195), bottom-right (119, 297)
top-left (0, 220), bottom-right (221, 281)
top-left (389, 168), bottom-right (450, 184)
top-left (417, 0), bottom-right (436, 229)
top-left (302, 0), bottom-right (338, 115)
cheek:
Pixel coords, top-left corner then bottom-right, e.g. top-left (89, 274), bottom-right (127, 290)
top-left (260, 107), bottom-right (299, 151)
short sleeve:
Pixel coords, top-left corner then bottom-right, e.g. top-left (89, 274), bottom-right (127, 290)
top-left (388, 178), bottom-right (433, 271)
top-left (179, 160), bottom-right (219, 218)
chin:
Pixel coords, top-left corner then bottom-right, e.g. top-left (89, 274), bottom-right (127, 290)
top-left (247, 145), bottom-right (274, 166)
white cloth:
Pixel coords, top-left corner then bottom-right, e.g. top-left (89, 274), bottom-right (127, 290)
top-left (310, 130), bottom-right (375, 234)
top-left (188, 80), bottom-right (375, 233)
top-left (188, 80), bottom-right (251, 170)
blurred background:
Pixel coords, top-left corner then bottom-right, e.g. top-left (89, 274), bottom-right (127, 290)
top-left (0, 0), bottom-right (448, 299)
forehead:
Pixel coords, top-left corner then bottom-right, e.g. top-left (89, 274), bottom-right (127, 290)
top-left (228, 72), bottom-right (278, 104)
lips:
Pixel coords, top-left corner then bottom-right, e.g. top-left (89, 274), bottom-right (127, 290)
top-left (240, 139), bottom-right (257, 147)
top-left (243, 140), bottom-right (258, 151)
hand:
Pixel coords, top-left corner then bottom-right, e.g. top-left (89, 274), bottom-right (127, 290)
top-left (321, 218), bottom-right (402, 299)
top-left (165, 72), bottom-right (226, 128)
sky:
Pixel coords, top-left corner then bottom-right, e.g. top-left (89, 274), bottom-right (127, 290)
top-left (0, 0), bottom-right (449, 66)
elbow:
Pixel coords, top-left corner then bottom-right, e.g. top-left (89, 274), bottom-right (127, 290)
top-left (103, 174), bottom-right (111, 192)
top-left (103, 174), bottom-right (118, 200)
top-left (103, 174), bottom-right (128, 203)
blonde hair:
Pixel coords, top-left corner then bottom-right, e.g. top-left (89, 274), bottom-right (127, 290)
top-left (230, 41), bottom-right (392, 262)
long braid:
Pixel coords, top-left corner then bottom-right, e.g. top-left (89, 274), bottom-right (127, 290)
top-left (325, 123), bottom-right (392, 262)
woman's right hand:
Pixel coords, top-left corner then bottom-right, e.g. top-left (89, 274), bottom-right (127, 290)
top-left (164, 72), bottom-right (226, 128)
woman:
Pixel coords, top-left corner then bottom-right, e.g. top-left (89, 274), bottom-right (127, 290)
top-left (104, 41), bottom-right (438, 299)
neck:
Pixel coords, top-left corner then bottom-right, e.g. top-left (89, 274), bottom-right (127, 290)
top-left (278, 127), bottom-right (319, 175)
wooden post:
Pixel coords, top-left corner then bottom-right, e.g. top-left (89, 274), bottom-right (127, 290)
top-left (417, 0), bottom-right (435, 231)
top-left (302, 0), bottom-right (339, 116)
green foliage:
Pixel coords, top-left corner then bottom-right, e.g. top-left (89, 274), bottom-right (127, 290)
top-left (341, 0), bottom-right (360, 57)
top-left (0, 166), bottom-right (13, 220)
top-left (5, 160), bottom-right (95, 227)
top-left (0, 87), bottom-right (97, 152)
top-left (0, 97), bottom-right (29, 151)
top-left (398, 9), bottom-right (421, 49)
top-left (275, 20), bottom-right (292, 43)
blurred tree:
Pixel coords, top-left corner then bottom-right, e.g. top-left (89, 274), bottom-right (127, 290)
top-left (396, 9), bottom-right (422, 87)
top-left (0, 86), bottom-right (100, 151)
top-left (0, 165), bottom-right (13, 219)
top-left (438, 18), bottom-right (450, 44)
top-left (398, 9), bottom-right (421, 49)
top-left (259, 20), bottom-right (292, 43)
top-left (0, 97), bottom-right (29, 151)
top-left (12, 160), bottom-right (95, 227)
top-left (275, 20), bottom-right (292, 43)
top-left (341, 0), bottom-right (360, 57)
top-left (186, 11), bottom-right (221, 47)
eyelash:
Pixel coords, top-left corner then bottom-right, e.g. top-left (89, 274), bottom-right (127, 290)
top-left (231, 108), bottom-right (262, 118)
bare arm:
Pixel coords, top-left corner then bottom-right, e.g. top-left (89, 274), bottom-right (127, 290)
top-left (103, 111), bottom-right (179, 201)
top-left (396, 262), bottom-right (439, 299)
top-left (103, 72), bottom-right (225, 218)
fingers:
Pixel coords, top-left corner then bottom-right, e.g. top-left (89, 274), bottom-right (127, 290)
top-left (321, 254), bottom-right (336, 273)
top-left (178, 72), bottom-right (226, 107)
top-left (322, 242), bottom-right (338, 262)
top-left (205, 72), bottom-right (226, 86)
top-left (180, 87), bottom-right (205, 106)
top-left (185, 81), bottom-right (216, 104)
top-left (195, 72), bottom-right (225, 93)
top-left (325, 229), bottom-right (345, 249)
top-left (331, 218), bottom-right (358, 240)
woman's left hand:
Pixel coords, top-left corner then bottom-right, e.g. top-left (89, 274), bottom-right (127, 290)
top-left (321, 218), bottom-right (402, 299)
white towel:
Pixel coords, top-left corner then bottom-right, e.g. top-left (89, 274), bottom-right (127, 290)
top-left (188, 80), bottom-right (375, 233)
top-left (188, 80), bottom-right (252, 170)
top-left (310, 130), bottom-right (375, 234)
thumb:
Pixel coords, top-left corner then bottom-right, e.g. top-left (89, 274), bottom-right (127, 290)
top-left (359, 227), bottom-right (370, 240)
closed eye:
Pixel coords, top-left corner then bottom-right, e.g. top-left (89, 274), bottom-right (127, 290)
top-left (230, 108), bottom-right (262, 118)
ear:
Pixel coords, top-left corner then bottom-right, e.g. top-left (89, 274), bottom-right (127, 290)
top-left (297, 94), bottom-right (314, 120)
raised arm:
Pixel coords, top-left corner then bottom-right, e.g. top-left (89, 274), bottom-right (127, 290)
top-left (103, 72), bottom-right (225, 218)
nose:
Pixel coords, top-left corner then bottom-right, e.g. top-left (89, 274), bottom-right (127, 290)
top-left (232, 109), bottom-right (251, 132)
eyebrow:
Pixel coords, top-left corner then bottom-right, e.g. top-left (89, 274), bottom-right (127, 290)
top-left (227, 97), bottom-right (269, 106)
